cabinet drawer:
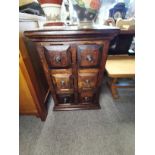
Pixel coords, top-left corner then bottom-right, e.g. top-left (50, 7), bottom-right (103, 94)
top-left (79, 91), bottom-right (94, 103)
top-left (51, 69), bottom-right (73, 93)
top-left (44, 45), bottom-right (71, 68)
top-left (57, 94), bottom-right (74, 104)
top-left (77, 44), bottom-right (102, 68)
top-left (78, 69), bottom-right (98, 90)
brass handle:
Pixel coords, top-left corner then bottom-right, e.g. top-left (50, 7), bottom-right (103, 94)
top-left (86, 55), bottom-right (93, 62)
top-left (55, 56), bottom-right (61, 63)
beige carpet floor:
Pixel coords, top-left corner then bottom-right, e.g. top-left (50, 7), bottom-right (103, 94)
top-left (19, 82), bottom-right (135, 155)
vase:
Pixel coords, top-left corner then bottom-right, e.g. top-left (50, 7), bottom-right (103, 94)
top-left (71, 0), bottom-right (101, 27)
top-left (38, 0), bottom-right (63, 21)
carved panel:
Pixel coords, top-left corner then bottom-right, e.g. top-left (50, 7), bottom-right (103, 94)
top-left (51, 69), bottom-right (73, 93)
top-left (44, 45), bottom-right (71, 68)
top-left (77, 45), bottom-right (103, 68)
top-left (78, 69), bottom-right (98, 90)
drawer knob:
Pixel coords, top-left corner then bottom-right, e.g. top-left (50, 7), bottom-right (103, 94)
top-left (85, 79), bottom-right (90, 84)
top-left (55, 56), bottom-right (61, 63)
top-left (61, 80), bottom-right (65, 86)
top-left (64, 97), bottom-right (67, 103)
top-left (84, 96), bottom-right (89, 102)
top-left (86, 55), bottom-right (93, 62)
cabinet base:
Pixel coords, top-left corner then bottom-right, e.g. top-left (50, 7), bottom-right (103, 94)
top-left (53, 103), bottom-right (101, 111)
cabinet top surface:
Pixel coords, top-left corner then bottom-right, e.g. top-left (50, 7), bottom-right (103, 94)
top-left (25, 25), bottom-right (119, 33)
top-left (24, 25), bottom-right (120, 41)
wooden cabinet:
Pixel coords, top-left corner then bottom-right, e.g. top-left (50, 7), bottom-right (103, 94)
top-left (19, 50), bottom-right (48, 120)
top-left (19, 13), bottom-right (49, 120)
top-left (24, 26), bottom-right (119, 110)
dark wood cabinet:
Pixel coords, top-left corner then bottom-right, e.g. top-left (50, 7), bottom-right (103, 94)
top-left (24, 26), bottom-right (119, 111)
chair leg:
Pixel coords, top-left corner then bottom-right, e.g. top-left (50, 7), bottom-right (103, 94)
top-left (108, 78), bottom-right (119, 99)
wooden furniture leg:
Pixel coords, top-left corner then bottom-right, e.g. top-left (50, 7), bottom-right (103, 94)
top-left (108, 78), bottom-right (119, 99)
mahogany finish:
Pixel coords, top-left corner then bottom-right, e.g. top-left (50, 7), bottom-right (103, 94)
top-left (24, 26), bottom-right (119, 110)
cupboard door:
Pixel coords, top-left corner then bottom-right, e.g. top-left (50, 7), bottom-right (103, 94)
top-left (77, 45), bottom-right (102, 68)
top-left (44, 45), bottom-right (71, 68)
top-left (78, 69), bottom-right (98, 90)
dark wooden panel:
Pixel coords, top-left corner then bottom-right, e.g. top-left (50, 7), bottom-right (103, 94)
top-left (77, 44), bottom-right (102, 68)
top-left (44, 45), bottom-right (71, 68)
top-left (56, 94), bottom-right (74, 104)
top-left (20, 34), bottom-right (48, 121)
top-left (79, 91), bottom-right (95, 104)
top-left (78, 69), bottom-right (98, 91)
top-left (24, 38), bottom-right (49, 104)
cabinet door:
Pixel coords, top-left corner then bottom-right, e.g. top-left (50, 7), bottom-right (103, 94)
top-left (77, 44), bottom-right (102, 68)
top-left (78, 69), bottom-right (98, 91)
top-left (51, 69), bottom-right (73, 93)
top-left (44, 45), bottom-right (71, 68)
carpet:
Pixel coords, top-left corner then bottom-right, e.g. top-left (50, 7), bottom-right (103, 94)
top-left (19, 82), bottom-right (135, 155)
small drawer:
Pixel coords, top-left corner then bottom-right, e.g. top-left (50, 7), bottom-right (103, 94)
top-left (44, 45), bottom-right (71, 68)
top-left (78, 69), bottom-right (98, 90)
top-left (51, 69), bottom-right (73, 93)
top-left (77, 44), bottom-right (102, 67)
top-left (57, 94), bottom-right (74, 104)
top-left (79, 91), bottom-right (94, 103)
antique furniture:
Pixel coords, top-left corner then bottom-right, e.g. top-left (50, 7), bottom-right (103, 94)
top-left (24, 25), bottom-right (119, 110)
top-left (19, 13), bottom-right (49, 120)
top-left (105, 55), bottom-right (135, 99)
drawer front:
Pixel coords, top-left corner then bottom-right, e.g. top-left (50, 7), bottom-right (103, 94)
top-left (44, 45), bottom-right (71, 68)
top-left (79, 91), bottom-right (94, 103)
top-left (78, 69), bottom-right (98, 90)
top-left (57, 94), bottom-right (74, 104)
top-left (51, 69), bottom-right (73, 93)
top-left (77, 44), bottom-right (102, 67)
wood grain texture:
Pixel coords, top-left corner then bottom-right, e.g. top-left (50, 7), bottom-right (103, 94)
top-left (106, 55), bottom-right (135, 99)
top-left (105, 55), bottom-right (135, 78)
top-left (24, 26), bottom-right (119, 110)
top-left (19, 34), bottom-right (48, 120)
top-left (19, 54), bottom-right (37, 114)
